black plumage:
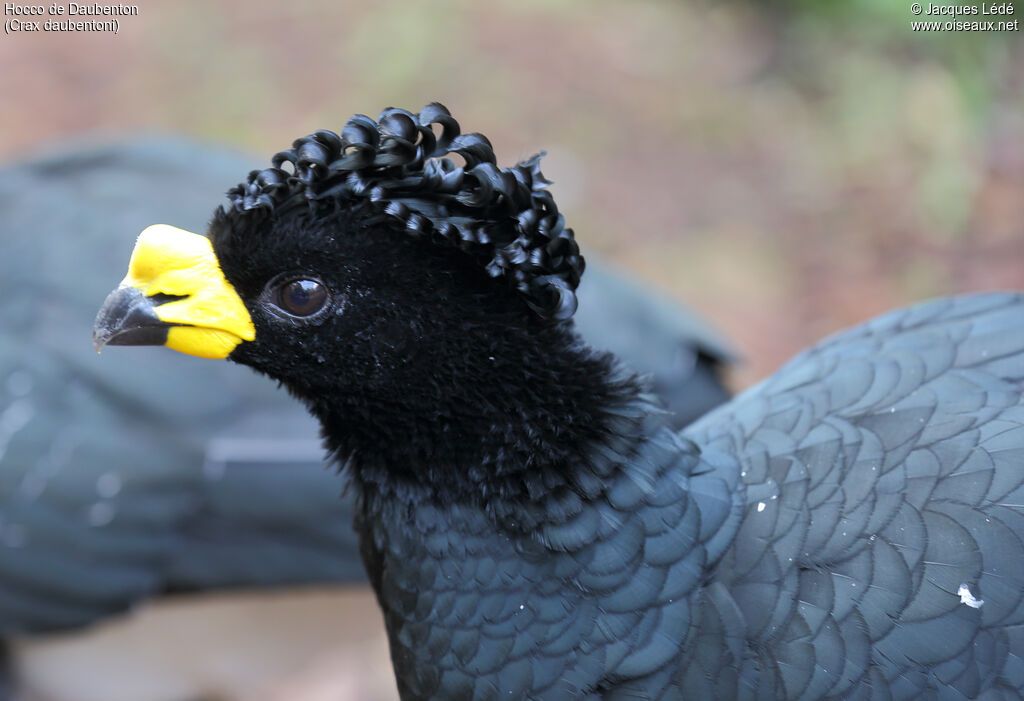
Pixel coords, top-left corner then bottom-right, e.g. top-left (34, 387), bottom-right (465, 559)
top-left (93, 104), bottom-right (1024, 699)
top-left (0, 136), bottom-right (729, 699)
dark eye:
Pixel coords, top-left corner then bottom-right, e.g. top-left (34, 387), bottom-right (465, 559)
top-left (274, 278), bottom-right (328, 317)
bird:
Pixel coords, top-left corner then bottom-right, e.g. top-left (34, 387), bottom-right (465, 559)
top-left (93, 103), bottom-right (1024, 699)
top-left (0, 135), bottom-right (731, 700)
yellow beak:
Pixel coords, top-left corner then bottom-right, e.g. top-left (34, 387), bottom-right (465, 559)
top-left (93, 224), bottom-right (255, 359)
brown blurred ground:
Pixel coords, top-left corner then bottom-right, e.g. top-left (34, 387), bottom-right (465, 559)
top-left (14, 587), bottom-right (398, 701)
top-left (2, 0), bottom-right (1023, 696)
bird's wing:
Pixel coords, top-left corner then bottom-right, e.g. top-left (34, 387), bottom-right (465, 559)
top-left (682, 292), bottom-right (1024, 698)
top-left (163, 409), bottom-right (364, 589)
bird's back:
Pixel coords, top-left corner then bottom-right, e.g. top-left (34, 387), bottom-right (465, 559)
top-left (684, 292), bottom-right (1024, 699)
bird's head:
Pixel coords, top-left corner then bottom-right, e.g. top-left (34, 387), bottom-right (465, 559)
top-left (94, 104), bottom-right (632, 501)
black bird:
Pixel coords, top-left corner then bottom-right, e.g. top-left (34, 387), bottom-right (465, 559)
top-left (94, 104), bottom-right (1024, 699)
top-left (0, 136), bottom-right (730, 700)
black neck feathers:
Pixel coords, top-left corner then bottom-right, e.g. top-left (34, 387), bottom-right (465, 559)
top-left (216, 206), bottom-right (641, 509)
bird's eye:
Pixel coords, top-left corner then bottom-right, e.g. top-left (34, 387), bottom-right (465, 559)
top-left (273, 278), bottom-right (328, 317)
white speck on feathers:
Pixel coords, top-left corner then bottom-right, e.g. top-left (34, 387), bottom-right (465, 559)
top-left (958, 583), bottom-right (984, 609)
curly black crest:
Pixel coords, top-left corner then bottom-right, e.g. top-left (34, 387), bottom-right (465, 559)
top-left (226, 103), bottom-right (584, 320)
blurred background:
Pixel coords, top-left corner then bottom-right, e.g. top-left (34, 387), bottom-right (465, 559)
top-left (2, 0), bottom-right (1023, 386)
top-left (1, 0), bottom-right (1022, 698)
